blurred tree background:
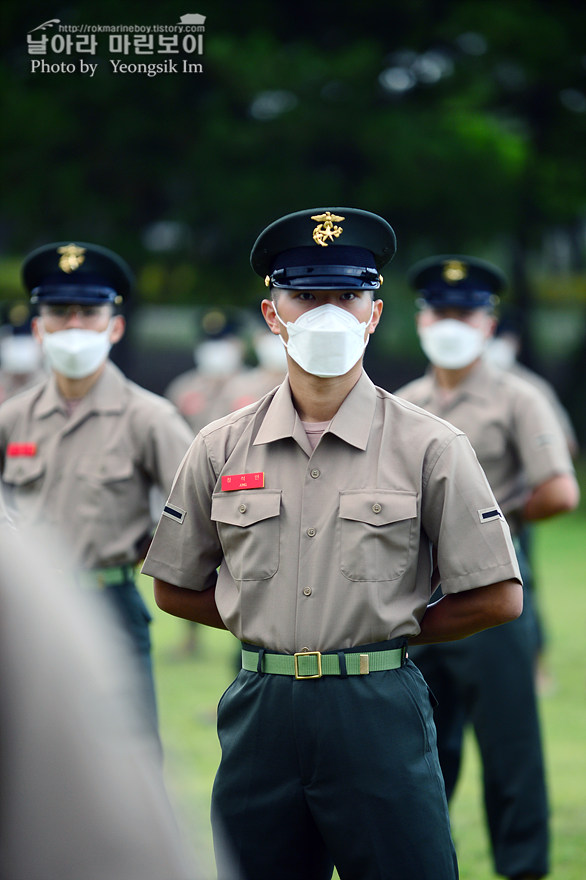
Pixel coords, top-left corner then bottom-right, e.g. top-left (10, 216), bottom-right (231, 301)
top-left (1, 0), bottom-right (585, 438)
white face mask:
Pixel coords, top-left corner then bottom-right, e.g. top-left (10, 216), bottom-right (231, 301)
top-left (483, 337), bottom-right (517, 371)
top-left (0, 336), bottom-right (43, 374)
top-left (418, 319), bottom-right (486, 369)
top-left (195, 339), bottom-right (243, 376)
top-left (254, 332), bottom-right (288, 372)
top-left (41, 325), bottom-right (112, 379)
top-left (275, 301), bottom-right (373, 378)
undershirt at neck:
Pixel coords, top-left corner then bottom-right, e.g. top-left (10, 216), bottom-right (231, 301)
top-left (63, 397), bottom-right (83, 418)
top-left (301, 420), bottom-right (330, 450)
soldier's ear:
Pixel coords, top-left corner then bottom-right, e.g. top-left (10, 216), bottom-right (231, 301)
top-left (31, 316), bottom-right (43, 343)
top-left (485, 313), bottom-right (498, 338)
top-left (109, 314), bottom-right (126, 344)
top-left (261, 299), bottom-right (281, 336)
top-left (368, 299), bottom-right (383, 335)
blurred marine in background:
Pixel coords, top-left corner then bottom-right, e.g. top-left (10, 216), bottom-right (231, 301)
top-left (0, 301), bottom-right (46, 402)
top-left (395, 255), bottom-right (580, 880)
top-left (0, 241), bottom-right (193, 741)
top-left (484, 308), bottom-right (579, 696)
top-left (165, 308), bottom-right (246, 434)
top-left (484, 308), bottom-right (578, 457)
top-left (213, 326), bottom-right (288, 415)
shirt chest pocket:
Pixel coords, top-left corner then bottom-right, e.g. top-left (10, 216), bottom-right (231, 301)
top-left (3, 457), bottom-right (45, 494)
top-left (338, 490), bottom-right (418, 582)
top-left (77, 453), bottom-right (135, 488)
top-left (211, 490), bottom-right (281, 581)
top-left (467, 421), bottom-right (507, 466)
top-left (76, 453), bottom-right (135, 519)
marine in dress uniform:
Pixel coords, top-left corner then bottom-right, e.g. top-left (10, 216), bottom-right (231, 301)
top-left (0, 241), bottom-right (194, 739)
top-left (484, 309), bottom-right (578, 456)
top-left (212, 328), bottom-right (288, 415)
top-left (143, 210), bottom-right (523, 880)
top-left (485, 309), bottom-right (579, 694)
top-left (0, 301), bottom-right (46, 403)
top-left (165, 309), bottom-right (247, 434)
top-left (395, 256), bottom-right (580, 880)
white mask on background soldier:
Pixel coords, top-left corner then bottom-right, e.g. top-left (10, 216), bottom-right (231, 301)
top-left (41, 325), bottom-right (112, 379)
top-left (195, 339), bottom-right (243, 376)
top-left (0, 336), bottom-right (42, 374)
top-left (418, 319), bottom-right (486, 370)
top-left (254, 332), bottom-right (288, 372)
top-left (275, 302), bottom-right (373, 378)
top-left (483, 337), bottom-right (517, 371)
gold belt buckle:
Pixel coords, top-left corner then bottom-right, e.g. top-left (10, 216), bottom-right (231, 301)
top-left (294, 650), bottom-right (322, 679)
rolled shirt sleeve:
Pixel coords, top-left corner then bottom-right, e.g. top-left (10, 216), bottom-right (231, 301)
top-left (142, 433), bottom-right (222, 591)
top-left (421, 432), bottom-right (522, 594)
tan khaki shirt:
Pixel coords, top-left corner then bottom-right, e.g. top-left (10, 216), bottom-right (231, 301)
top-left (165, 368), bottom-right (242, 434)
top-left (396, 361), bottom-right (574, 529)
top-left (507, 361), bottom-right (578, 453)
top-left (0, 483), bottom-right (10, 526)
top-left (143, 372), bottom-right (520, 653)
top-left (0, 367), bottom-right (47, 404)
top-left (213, 366), bottom-right (286, 415)
top-left (0, 361), bottom-right (194, 569)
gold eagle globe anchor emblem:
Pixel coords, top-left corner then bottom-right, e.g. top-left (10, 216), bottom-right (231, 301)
top-left (442, 260), bottom-right (468, 283)
top-left (57, 244), bottom-right (86, 273)
top-left (311, 212), bottom-right (345, 247)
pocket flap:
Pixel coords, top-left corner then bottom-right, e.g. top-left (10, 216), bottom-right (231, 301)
top-left (339, 490), bottom-right (417, 526)
top-left (211, 490), bottom-right (281, 527)
top-left (76, 453), bottom-right (134, 483)
top-left (3, 456), bottom-right (45, 486)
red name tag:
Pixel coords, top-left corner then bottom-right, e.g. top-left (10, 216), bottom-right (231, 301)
top-left (7, 442), bottom-right (37, 457)
top-left (221, 472), bottom-right (265, 491)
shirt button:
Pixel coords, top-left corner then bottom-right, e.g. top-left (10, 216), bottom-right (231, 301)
top-left (310, 468), bottom-right (320, 479)
top-left (303, 587), bottom-right (312, 596)
top-left (306, 527), bottom-right (316, 537)
top-left (372, 503), bottom-right (382, 514)
top-left (238, 504), bottom-right (247, 513)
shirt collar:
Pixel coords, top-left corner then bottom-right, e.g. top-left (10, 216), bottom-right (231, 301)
top-left (36, 361), bottom-right (126, 419)
top-left (446, 359), bottom-right (496, 401)
top-left (421, 359), bottom-right (496, 406)
top-left (328, 371), bottom-right (377, 449)
top-left (253, 371), bottom-right (377, 451)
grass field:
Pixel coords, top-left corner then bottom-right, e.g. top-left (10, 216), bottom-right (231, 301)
top-left (144, 469), bottom-right (586, 879)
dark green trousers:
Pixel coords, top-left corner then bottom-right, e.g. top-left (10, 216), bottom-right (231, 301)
top-left (212, 641), bottom-right (458, 880)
